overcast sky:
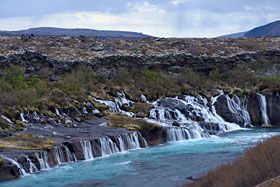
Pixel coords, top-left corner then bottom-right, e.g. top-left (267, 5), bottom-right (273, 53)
top-left (0, 0), bottom-right (279, 37)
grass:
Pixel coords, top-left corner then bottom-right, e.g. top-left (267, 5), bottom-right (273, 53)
top-left (185, 135), bottom-right (280, 187)
top-left (105, 114), bottom-right (162, 133)
top-left (0, 133), bottom-right (55, 150)
top-left (1, 63), bottom-right (280, 126)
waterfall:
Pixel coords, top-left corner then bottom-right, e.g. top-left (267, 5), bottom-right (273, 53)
top-left (80, 140), bottom-right (94, 160)
top-left (52, 146), bottom-right (65, 164)
top-left (99, 138), bottom-right (120, 156)
top-left (35, 152), bottom-right (50, 170)
top-left (62, 145), bottom-right (76, 162)
top-left (92, 93), bottom-right (134, 117)
top-left (32, 111), bottom-right (40, 121)
top-left (257, 93), bottom-right (271, 125)
top-left (24, 156), bottom-right (38, 173)
top-left (55, 109), bottom-right (60, 116)
top-left (1, 115), bottom-right (13, 124)
top-left (1, 156), bottom-right (28, 176)
top-left (20, 113), bottom-right (28, 123)
top-left (167, 128), bottom-right (192, 141)
top-left (117, 135), bottom-right (126, 152)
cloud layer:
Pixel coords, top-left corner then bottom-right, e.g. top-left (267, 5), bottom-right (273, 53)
top-left (0, 0), bottom-right (279, 37)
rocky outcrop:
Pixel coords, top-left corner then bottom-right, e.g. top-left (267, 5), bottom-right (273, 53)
top-left (1, 49), bottom-right (280, 78)
top-left (214, 92), bottom-right (280, 127)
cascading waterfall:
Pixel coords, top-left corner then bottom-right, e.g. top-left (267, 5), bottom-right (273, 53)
top-left (117, 135), bottom-right (126, 152)
top-left (167, 128), bottom-right (192, 141)
top-left (1, 115), bottom-right (13, 124)
top-left (62, 145), bottom-right (76, 162)
top-left (99, 137), bottom-right (120, 156)
top-left (117, 132), bottom-right (148, 151)
top-left (257, 93), bottom-right (271, 125)
top-left (148, 93), bottom-right (242, 142)
top-left (92, 93), bottom-right (134, 117)
top-left (80, 140), bottom-right (94, 160)
top-left (52, 146), bottom-right (65, 164)
top-left (55, 109), bottom-right (60, 116)
top-left (24, 156), bottom-right (38, 173)
top-left (35, 152), bottom-right (50, 170)
top-left (20, 113), bottom-right (28, 123)
top-left (32, 111), bottom-right (40, 122)
top-left (1, 156), bottom-right (28, 176)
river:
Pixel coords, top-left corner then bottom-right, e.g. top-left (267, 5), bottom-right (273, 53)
top-left (2, 128), bottom-right (280, 187)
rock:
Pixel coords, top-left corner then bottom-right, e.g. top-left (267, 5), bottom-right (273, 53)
top-left (172, 121), bottom-right (180, 127)
top-left (136, 112), bottom-right (145, 118)
top-left (185, 176), bottom-right (197, 181)
top-left (120, 104), bottom-right (130, 111)
top-left (261, 124), bottom-right (271, 128)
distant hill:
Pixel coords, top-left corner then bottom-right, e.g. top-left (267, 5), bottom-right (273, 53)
top-left (218, 20), bottom-right (280, 38)
top-left (244, 20), bottom-right (280, 37)
top-left (0, 27), bottom-right (152, 38)
top-left (217, 32), bottom-right (246, 39)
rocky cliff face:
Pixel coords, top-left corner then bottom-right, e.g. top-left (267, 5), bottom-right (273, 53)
top-left (214, 92), bottom-right (280, 127)
top-left (1, 49), bottom-right (280, 78)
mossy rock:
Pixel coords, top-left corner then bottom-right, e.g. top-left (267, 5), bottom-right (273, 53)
top-left (3, 109), bottom-right (20, 121)
top-left (105, 114), bottom-right (162, 134)
top-left (0, 133), bottom-right (55, 150)
top-left (0, 127), bottom-right (3, 133)
top-left (0, 158), bottom-right (3, 165)
top-left (128, 103), bottom-right (154, 117)
top-left (15, 120), bottom-right (29, 127)
top-left (42, 110), bottom-right (56, 117)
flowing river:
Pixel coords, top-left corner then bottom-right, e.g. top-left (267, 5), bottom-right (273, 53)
top-left (2, 128), bottom-right (280, 187)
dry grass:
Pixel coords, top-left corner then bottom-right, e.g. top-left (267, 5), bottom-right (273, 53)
top-left (0, 133), bottom-right (55, 150)
top-left (105, 114), bottom-right (162, 132)
top-left (185, 135), bottom-right (280, 187)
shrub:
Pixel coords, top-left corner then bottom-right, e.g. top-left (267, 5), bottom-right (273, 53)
top-left (185, 135), bottom-right (280, 187)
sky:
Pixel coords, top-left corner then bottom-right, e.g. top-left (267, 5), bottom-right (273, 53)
top-left (0, 0), bottom-right (279, 38)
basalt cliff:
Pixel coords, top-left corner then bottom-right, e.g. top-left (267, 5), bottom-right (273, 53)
top-left (1, 35), bottom-right (280, 181)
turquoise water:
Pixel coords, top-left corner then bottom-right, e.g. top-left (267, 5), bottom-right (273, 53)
top-left (2, 128), bottom-right (280, 187)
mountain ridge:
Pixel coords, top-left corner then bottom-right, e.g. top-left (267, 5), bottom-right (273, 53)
top-left (218, 20), bottom-right (280, 38)
top-left (0, 27), bottom-right (152, 38)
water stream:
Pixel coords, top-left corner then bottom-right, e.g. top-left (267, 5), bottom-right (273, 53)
top-left (2, 128), bottom-right (280, 187)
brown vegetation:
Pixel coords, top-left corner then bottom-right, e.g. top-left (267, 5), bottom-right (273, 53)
top-left (185, 135), bottom-right (280, 187)
top-left (0, 133), bottom-right (54, 150)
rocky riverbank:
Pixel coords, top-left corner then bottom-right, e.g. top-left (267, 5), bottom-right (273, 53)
top-left (1, 35), bottom-right (280, 182)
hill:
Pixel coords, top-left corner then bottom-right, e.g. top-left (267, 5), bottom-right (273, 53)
top-left (0, 27), bottom-right (152, 38)
top-left (244, 20), bottom-right (280, 37)
top-left (218, 20), bottom-right (280, 38)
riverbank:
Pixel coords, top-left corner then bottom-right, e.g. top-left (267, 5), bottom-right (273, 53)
top-left (186, 132), bottom-right (280, 187)
top-left (1, 128), bottom-right (280, 187)
top-left (1, 35), bottom-right (280, 185)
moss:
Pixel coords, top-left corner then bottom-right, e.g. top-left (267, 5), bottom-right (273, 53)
top-left (42, 110), bottom-right (56, 117)
top-left (105, 114), bottom-right (162, 134)
top-left (128, 103), bottom-right (154, 117)
top-left (0, 133), bottom-right (55, 150)
top-left (15, 120), bottom-right (29, 127)
top-left (0, 158), bottom-right (3, 165)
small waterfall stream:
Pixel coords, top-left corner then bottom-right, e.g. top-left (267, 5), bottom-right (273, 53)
top-left (24, 156), bottom-right (38, 174)
top-left (35, 152), bottom-right (50, 170)
top-left (80, 140), bottom-right (94, 160)
top-left (80, 132), bottom-right (148, 160)
top-left (1, 156), bottom-right (28, 176)
top-left (257, 93), bottom-right (271, 125)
